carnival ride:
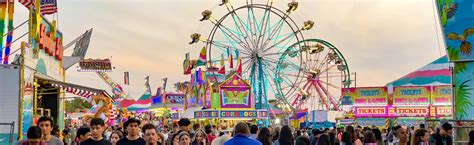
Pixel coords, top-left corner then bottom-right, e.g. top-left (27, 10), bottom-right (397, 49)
top-left (187, 0), bottom-right (351, 116)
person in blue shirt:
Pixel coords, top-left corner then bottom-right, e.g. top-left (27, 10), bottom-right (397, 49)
top-left (224, 122), bottom-right (262, 145)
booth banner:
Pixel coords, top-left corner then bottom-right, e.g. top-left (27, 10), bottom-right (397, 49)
top-left (356, 118), bottom-right (386, 127)
top-left (339, 119), bottom-right (354, 124)
top-left (258, 110), bottom-right (268, 118)
top-left (393, 86), bottom-right (430, 106)
top-left (343, 87), bottom-right (388, 106)
top-left (194, 110), bottom-right (219, 118)
top-left (354, 107), bottom-right (387, 117)
top-left (220, 110), bottom-right (258, 118)
top-left (396, 118), bottom-right (425, 127)
top-left (395, 107), bottom-right (429, 117)
top-left (78, 59), bottom-right (112, 72)
top-left (172, 113), bottom-right (180, 120)
top-left (312, 121), bottom-right (335, 129)
top-left (432, 85), bottom-right (452, 106)
top-left (165, 93), bottom-right (185, 104)
top-left (435, 106), bottom-right (452, 117)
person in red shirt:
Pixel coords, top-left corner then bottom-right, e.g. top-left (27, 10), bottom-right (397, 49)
top-left (204, 125), bottom-right (216, 143)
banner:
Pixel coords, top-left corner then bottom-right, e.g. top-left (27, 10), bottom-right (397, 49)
top-left (165, 93), bottom-right (185, 104)
top-left (395, 107), bottom-right (429, 117)
top-left (220, 110), bottom-right (257, 118)
top-left (78, 58), bottom-right (112, 72)
top-left (435, 106), bottom-right (452, 117)
top-left (354, 107), bottom-right (387, 117)
top-left (356, 118), bottom-right (386, 127)
top-left (393, 86), bottom-right (430, 106)
top-left (437, 0), bottom-right (474, 61)
top-left (453, 62), bottom-right (474, 119)
top-left (432, 85), bottom-right (452, 106)
top-left (343, 87), bottom-right (388, 106)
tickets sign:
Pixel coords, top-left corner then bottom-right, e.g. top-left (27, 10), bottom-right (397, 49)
top-left (343, 87), bottom-right (388, 106)
top-left (354, 107), bottom-right (387, 117)
top-left (436, 107), bottom-right (452, 117)
top-left (432, 86), bottom-right (452, 106)
top-left (395, 107), bottom-right (429, 117)
top-left (393, 86), bottom-right (430, 106)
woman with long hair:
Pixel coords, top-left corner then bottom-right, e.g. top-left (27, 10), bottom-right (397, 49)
top-left (192, 129), bottom-right (209, 145)
top-left (363, 132), bottom-right (376, 145)
top-left (256, 127), bottom-right (272, 145)
top-left (317, 134), bottom-right (330, 145)
top-left (109, 131), bottom-right (123, 145)
top-left (345, 126), bottom-right (362, 145)
top-left (341, 132), bottom-right (353, 145)
top-left (179, 132), bottom-right (192, 145)
top-left (272, 127), bottom-right (280, 143)
top-left (274, 126), bottom-right (294, 145)
top-left (371, 128), bottom-right (383, 145)
top-left (412, 129), bottom-right (429, 145)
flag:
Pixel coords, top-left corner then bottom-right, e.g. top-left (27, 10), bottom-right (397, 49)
top-left (162, 78), bottom-right (168, 92)
top-left (196, 46), bottom-right (206, 66)
top-left (19, 0), bottom-right (58, 15)
top-left (229, 54), bottom-right (233, 68)
top-left (226, 47), bottom-right (230, 57)
top-left (145, 76), bottom-right (151, 94)
top-left (124, 72), bottom-right (129, 85)
top-left (2, 0), bottom-right (14, 64)
top-left (235, 49), bottom-right (239, 58)
top-left (71, 29), bottom-right (93, 58)
top-left (237, 56), bottom-right (242, 74)
top-left (218, 54), bottom-right (225, 74)
top-left (183, 52), bottom-right (192, 74)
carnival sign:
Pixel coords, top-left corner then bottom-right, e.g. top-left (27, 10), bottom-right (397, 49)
top-left (436, 107), bottom-right (452, 117)
top-left (194, 110), bottom-right (219, 118)
top-left (344, 87), bottom-right (388, 106)
top-left (220, 111), bottom-right (258, 118)
top-left (354, 107), bottom-right (387, 117)
top-left (395, 107), bottom-right (429, 117)
top-left (78, 58), bottom-right (113, 72)
top-left (165, 93), bottom-right (185, 104)
top-left (432, 85), bottom-right (452, 106)
top-left (356, 118), bottom-right (386, 127)
top-left (219, 74), bottom-right (253, 109)
top-left (393, 86), bottom-right (430, 106)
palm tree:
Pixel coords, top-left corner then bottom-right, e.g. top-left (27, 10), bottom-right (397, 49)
top-left (455, 80), bottom-right (473, 120)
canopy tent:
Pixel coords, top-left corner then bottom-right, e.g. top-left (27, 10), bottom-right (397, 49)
top-left (386, 56), bottom-right (451, 86)
top-left (36, 76), bottom-right (112, 100)
top-left (119, 92), bottom-right (152, 111)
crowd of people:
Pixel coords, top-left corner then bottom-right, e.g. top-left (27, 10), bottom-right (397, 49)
top-left (16, 116), bottom-right (474, 145)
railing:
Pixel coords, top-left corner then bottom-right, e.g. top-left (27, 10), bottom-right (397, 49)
top-left (0, 122), bottom-right (15, 145)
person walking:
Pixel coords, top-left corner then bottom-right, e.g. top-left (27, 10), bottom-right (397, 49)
top-left (223, 122), bottom-right (262, 145)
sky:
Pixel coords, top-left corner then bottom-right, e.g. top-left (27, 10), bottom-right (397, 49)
top-left (10, 0), bottom-right (446, 100)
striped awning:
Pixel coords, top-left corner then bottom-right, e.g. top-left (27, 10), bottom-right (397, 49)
top-left (36, 76), bottom-right (106, 99)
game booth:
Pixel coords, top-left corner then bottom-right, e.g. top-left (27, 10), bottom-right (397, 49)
top-left (192, 73), bottom-right (269, 129)
top-left (344, 87), bottom-right (393, 129)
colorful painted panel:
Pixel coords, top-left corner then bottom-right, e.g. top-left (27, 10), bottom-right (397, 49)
top-left (432, 85), bottom-right (452, 106)
top-left (165, 93), bottom-right (185, 104)
top-left (437, 0), bottom-right (474, 61)
top-left (343, 87), bottom-right (388, 106)
top-left (395, 118), bottom-right (425, 127)
top-left (22, 68), bottom-right (34, 139)
top-left (454, 62), bottom-right (474, 120)
top-left (393, 86), bottom-right (430, 106)
top-left (219, 74), bottom-right (252, 109)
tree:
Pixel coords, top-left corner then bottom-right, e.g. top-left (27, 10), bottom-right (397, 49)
top-left (65, 97), bottom-right (92, 113)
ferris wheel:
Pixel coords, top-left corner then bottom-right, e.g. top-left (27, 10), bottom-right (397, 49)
top-left (275, 39), bottom-right (350, 112)
top-left (189, 0), bottom-right (314, 109)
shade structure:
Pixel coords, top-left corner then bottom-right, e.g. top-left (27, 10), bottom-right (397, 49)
top-left (386, 56), bottom-right (451, 86)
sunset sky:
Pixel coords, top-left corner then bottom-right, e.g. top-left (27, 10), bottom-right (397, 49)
top-left (11, 0), bottom-right (446, 100)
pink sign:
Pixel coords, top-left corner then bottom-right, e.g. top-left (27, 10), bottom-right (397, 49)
top-left (344, 87), bottom-right (388, 106)
top-left (354, 107), bottom-right (388, 117)
top-left (393, 86), bottom-right (430, 106)
top-left (395, 107), bottom-right (429, 117)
